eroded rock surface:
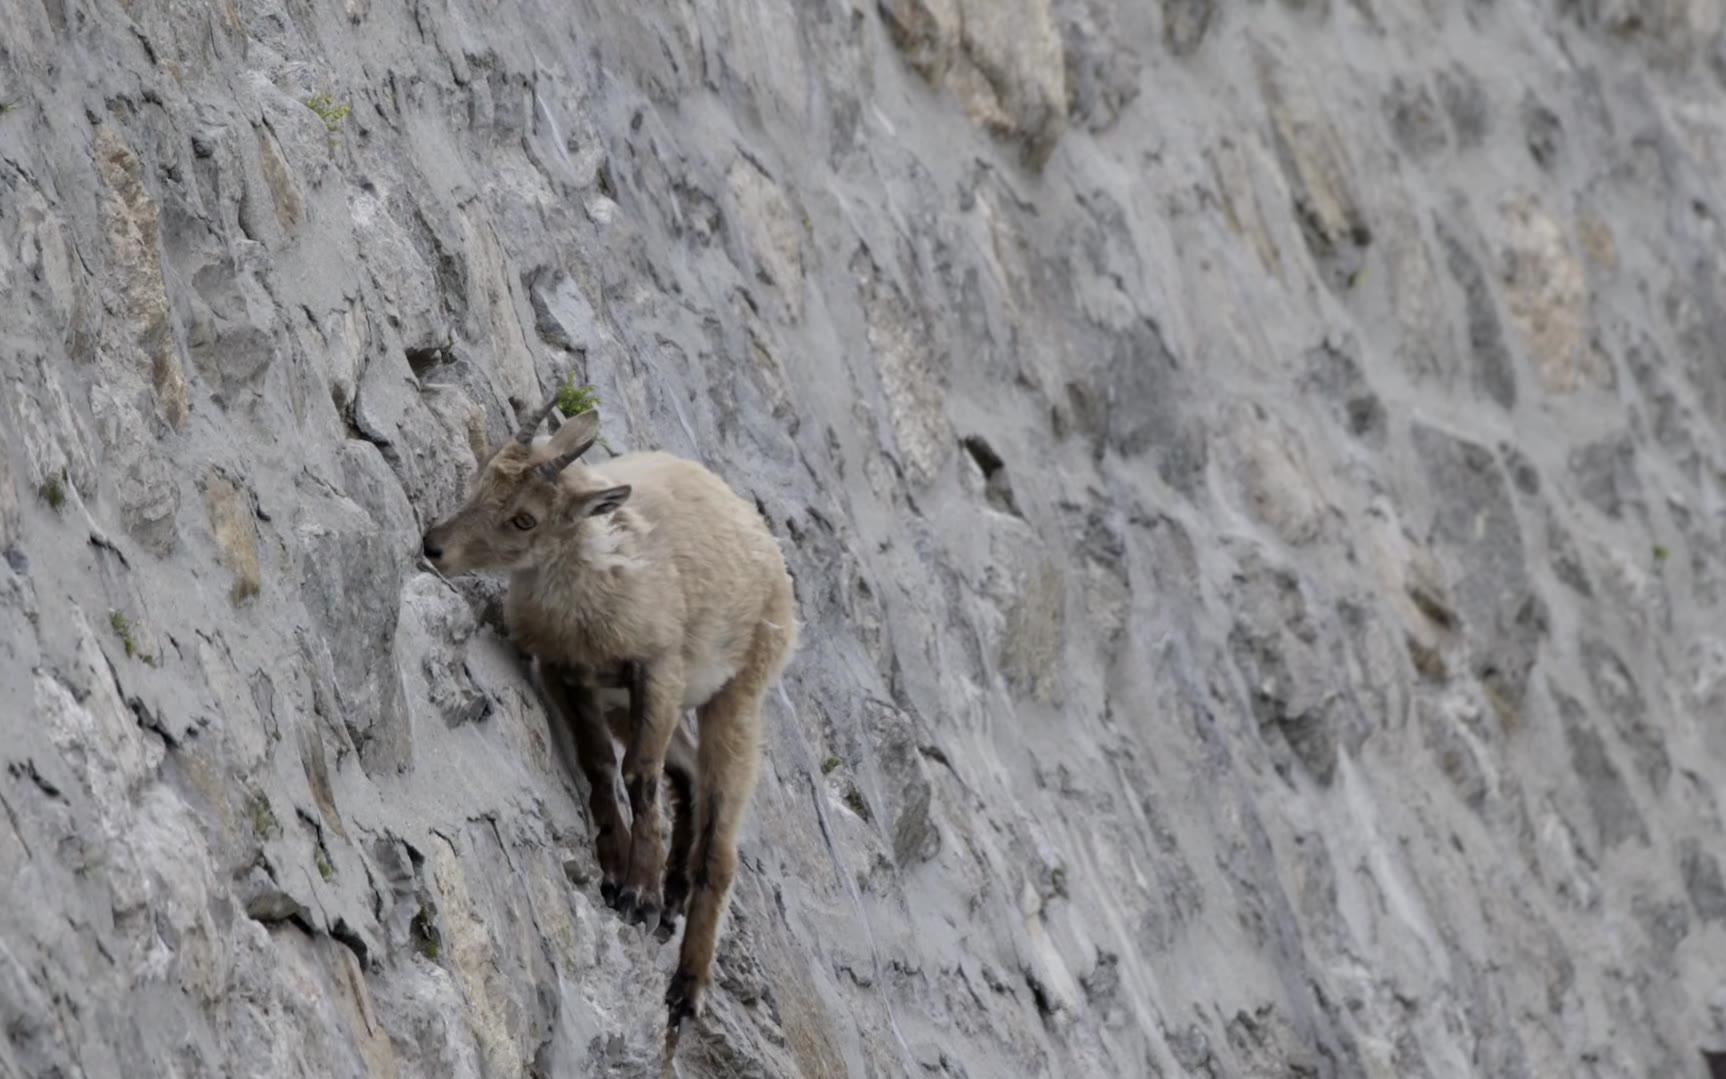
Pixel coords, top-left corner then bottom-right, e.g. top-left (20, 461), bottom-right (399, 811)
top-left (3, 0), bottom-right (1725, 1076)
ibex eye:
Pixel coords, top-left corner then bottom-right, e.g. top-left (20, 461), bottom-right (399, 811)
top-left (511, 512), bottom-right (537, 531)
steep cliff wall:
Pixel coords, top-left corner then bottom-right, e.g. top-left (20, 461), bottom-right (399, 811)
top-left (4, 0), bottom-right (1726, 1075)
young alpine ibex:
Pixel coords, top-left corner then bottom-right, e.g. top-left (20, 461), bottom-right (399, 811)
top-left (420, 396), bottom-right (797, 1028)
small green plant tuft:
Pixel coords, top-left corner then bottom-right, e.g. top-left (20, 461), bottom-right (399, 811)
top-left (554, 378), bottom-right (612, 451)
top-left (248, 793), bottom-right (280, 840)
top-left (304, 94), bottom-right (351, 135)
top-left (1652, 545), bottom-right (1670, 563)
top-left (315, 847), bottom-right (334, 881)
top-left (109, 610), bottom-right (138, 657)
top-left (39, 472), bottom-right (65, 511)
top-left (555, 378), bottom-right (599, 418)
top-left (820, 755), bottom-right (841, 775)
top-left (0, 100), bottom-right (17, 116)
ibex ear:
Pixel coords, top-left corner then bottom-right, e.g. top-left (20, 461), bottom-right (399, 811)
top-left (580, 485), bottom-right (631, 518)
top-left (541, 408), bottom-right (600, 461)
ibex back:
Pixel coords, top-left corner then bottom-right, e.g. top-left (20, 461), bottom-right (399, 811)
top-left (421, 397), bottom-right (798, 1030)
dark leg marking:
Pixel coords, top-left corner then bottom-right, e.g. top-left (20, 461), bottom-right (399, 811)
top-left (617, 659), bottom-right (663, 927)
top-left (667, 789), bottom-right (727, 1025)
top-left (625, 772), bottom-right (660, 812)
top-left (666, 967), bottom-right (700, 1029)
top-left (543, 663), bottom-right (629, 905)
top-left (691, 791), bottom-right (721, 893)
top-left (659, 765), bottom-right (696, 939)
top-left (618, 770), bottom-right (662, 925)
top-left (625, 659), bottom-right (646, 731)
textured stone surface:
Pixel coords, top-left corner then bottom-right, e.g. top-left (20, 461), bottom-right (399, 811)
top-left (3, 0), bottom-right (1726, 1076)
top-left (880, 0), bottom-right (1068, 165)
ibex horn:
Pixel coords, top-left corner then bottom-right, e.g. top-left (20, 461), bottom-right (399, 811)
top-left (534, 410), bottom-right (599, 481)
top-left (514, 393), bottom-right (561, 444)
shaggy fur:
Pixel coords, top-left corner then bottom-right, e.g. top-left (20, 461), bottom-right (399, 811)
top-left (421, 405), bottom-right (797, 1030)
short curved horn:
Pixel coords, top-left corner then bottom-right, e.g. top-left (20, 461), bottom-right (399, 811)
top-left (514, 393), bottom-right (561, 444)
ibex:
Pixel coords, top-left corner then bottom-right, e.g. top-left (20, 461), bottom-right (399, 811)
top-left (420, 396), bottom-right (797, 1029)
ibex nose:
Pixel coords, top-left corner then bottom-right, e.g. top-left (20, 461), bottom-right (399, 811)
top-left (422, 535), bottom-right (444, 561)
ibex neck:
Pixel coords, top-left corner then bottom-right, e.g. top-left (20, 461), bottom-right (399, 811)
top-left (505, 540), bottom-right (647, 666)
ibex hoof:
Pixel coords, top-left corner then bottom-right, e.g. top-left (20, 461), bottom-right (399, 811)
top-left (600, 879), bottom-right (621, 907)
top-left (665, 970), bottom-right (705, 1027)
top-left (661, 879), bottom-right (689, 918)
top-left (654, 910), bottom-right (680, 943)
top-left (617, 887), bottom-right (661, 928)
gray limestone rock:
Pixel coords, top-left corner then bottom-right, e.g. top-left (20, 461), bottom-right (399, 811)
top-left (2, 0), bottom-right (1725, 1076)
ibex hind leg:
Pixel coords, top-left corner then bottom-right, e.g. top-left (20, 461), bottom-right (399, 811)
top-left (666, 612), bottom-right (790, 1029)
top-left (657, 759), bottom-right (697, 941)
top-left (665, 719), bottom-right (758, 1029)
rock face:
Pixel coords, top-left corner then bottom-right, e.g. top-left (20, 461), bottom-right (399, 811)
top-left (3, 1), bottom-right (1725, 1076)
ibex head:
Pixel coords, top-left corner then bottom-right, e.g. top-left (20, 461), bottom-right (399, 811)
top-left (421, 395), bottom-right (631, 573)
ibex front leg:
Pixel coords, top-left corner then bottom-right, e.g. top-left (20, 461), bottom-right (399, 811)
top-left (540, 663), bottom-right (631, 905)
top-left (616, 657), bottom-right (684, 927)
